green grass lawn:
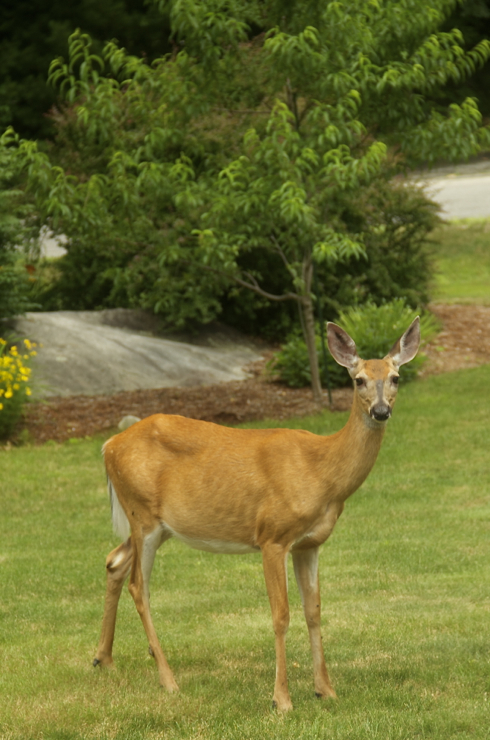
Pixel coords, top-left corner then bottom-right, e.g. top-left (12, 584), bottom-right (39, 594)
top-left (2, 364), bottom-right (490, 739)
top-left (431, 220), bottom-right (490, 304)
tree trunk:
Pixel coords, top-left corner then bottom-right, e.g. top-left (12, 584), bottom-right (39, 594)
top-left (300, 292), bottom-right (324, 407)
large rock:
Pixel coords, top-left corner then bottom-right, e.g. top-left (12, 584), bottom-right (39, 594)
top-left (5, 310), bottom-right (264, 399)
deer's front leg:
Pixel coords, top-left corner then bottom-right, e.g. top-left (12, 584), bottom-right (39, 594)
top-left (292, 547), bottom-right (337, 700)
top-left (94, 538), bottom-right (132, 668)
top-left (261, 543), bottom-right (292, 712)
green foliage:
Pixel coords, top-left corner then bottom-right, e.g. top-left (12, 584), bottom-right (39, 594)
top-left (337, 299), bottom-right (440, 381)
top-left (194, 97), bottom-right (369, 288)
top-left (3, 1), bottom-right (490, 348)
top-left (324, 175), bottom-right (441, 310)
top-left (0, 133), bottom-right (40, 319)
top-left (267, 329), bottom-right (347, 388)
top-left (9, 27), bottom-right (250, 324)
top-left (271, 300), bottom-right (440, 388)
top-left (0, 252), bottom-right (32, 320)
top-left (219, 174), bottom-right (440, 339)
top-left (3, 0), bottom-right (490, 142)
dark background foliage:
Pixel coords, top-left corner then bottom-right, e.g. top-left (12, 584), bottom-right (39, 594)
top-left (1, 0), bottom-right (490, 142)
top-left (442, 0), bottom-right (490, 117)
top-left (0, 0), bottom-right (172, 140)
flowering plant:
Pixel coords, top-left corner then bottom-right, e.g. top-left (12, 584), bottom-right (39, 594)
top-left (0, 338), bottom-right (37, 439)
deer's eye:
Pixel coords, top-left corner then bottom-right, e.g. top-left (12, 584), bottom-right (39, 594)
top-left (392, 376), bottom-right (400, 385)
top-left (355, 377), bottom-right (364, 387)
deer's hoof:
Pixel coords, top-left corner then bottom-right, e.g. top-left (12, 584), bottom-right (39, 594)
top-left (272, 698), bottom-right (293, 712)
top-left (315, 688), bottom-right (337, 700)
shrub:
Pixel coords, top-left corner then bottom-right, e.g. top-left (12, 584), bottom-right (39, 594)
top-left (267, 330), bottom-right (347, 390)
top-left (0, 255), bottom-right (33, 319)
top-left (337, 300), bottom-right (440, 382)
top-left (0, 338), bottom-right (37, 439)
top-left (270, 300), bottom-right (440, 389)
top-left (0, 133), bottom-right (40, 319)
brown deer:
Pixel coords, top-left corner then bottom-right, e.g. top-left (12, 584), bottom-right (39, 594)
top-left (93, 318), bottom-right (420, 711)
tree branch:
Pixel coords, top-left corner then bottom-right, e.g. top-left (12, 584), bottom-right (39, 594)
top-left (269, 233), bottom-right (293, 272)
top-left (183, 260), bottom-right (300, 303)
top-left (286, 78), bottom-right (300, 131)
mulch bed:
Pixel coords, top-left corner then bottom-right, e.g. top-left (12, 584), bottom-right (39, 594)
top-left (12, 304), bottom-right (490, 445)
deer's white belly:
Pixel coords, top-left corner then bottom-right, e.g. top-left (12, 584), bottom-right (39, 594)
top-left (163, 523), bottom-right (259, 554)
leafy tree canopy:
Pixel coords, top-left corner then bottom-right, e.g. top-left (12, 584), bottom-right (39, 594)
top-left (3, 0), bottom-right (490, 400)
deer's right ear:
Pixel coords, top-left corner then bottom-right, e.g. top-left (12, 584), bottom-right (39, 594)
top-left (327, 322), bottom-right (360, 375)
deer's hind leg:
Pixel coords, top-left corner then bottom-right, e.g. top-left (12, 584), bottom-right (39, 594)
top-left (128, 525), bottom-right (179, 693)
top-left (94, 537), bottom-right (133, 668)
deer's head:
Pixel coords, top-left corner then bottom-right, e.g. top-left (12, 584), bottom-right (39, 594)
top-left (327, 317), bottom-right (421, 424)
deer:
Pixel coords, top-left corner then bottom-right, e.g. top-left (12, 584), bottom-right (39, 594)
top-left (92, 317), bottom-right (420, 711)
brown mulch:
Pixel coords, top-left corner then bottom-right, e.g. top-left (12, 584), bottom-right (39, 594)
top-left (14, 304), bottom-right (490, 445)
top-left (419, 304), bottom-right (490, 374)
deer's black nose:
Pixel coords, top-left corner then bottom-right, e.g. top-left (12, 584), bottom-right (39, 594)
top-left (371, 404), bottom-right (391, 422)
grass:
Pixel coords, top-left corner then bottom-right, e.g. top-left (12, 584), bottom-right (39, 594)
top-left (431, 219), bottom-right (490, 304)
top-left (2, 364), bottom-right (490, 739)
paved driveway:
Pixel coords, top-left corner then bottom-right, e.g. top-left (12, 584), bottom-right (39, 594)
top-left (416, 160), bottom-right (490, 220)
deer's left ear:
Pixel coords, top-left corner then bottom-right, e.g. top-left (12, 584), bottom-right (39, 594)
top-left (387, 316), bottom-right (421, 368)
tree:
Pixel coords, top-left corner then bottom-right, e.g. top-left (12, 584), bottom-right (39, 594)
top-left (190, 100), bottom-right (371, 403)
top-left (3, 0), bottom-right (490, 403)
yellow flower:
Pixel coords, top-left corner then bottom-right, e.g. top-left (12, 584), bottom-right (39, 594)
top-left (0, 337), bottom-right (37, 428)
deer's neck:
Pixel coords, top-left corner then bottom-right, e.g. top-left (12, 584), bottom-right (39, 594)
top-left (326, 392), bottom-right (387, 500)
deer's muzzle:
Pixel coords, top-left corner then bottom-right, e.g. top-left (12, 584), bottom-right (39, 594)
top-left (370, 404), bottom-right (391, 422)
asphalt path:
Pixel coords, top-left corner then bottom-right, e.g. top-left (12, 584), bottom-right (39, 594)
top-left (416, 161), bottom-right (490, 220)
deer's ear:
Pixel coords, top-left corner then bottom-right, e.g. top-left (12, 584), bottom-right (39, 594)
top-left (387, 316), bottom-right (421, 368)
top-left (327, 322), bottom-right (360, 375)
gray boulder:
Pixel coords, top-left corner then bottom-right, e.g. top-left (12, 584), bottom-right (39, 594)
top-left (5, 309), bottom-right (264, 399)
